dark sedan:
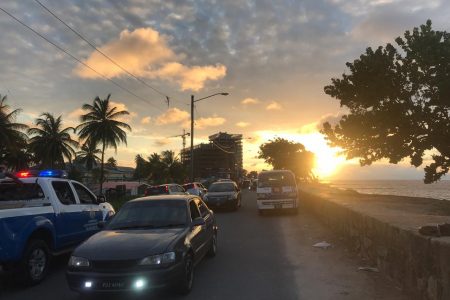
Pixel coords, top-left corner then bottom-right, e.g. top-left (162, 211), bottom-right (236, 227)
top-left (66, 195), bottom-right (218, 295)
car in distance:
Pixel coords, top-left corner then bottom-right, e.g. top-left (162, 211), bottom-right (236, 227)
top-left (203, 181), bottom-right (241, 210)
top-left (183, 182), bottom-right (207, 199)
top-left (66, 195), bottom-right (218, 295)
top-left (256, 170), bottom-right (298, 214)
top-left (144, 184), bottom-right (187, 196)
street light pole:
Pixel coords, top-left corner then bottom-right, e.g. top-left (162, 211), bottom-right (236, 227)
top-left (189, 92), bottom-right (229, 182)
top-left (190, 95), bottom-right (194, 182)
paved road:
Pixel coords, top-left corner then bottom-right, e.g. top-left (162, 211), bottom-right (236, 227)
top-left (1, 190), bottom-right (406, 300)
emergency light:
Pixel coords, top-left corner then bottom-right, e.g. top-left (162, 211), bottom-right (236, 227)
top-left (16, 169), bottom-right (68, 178)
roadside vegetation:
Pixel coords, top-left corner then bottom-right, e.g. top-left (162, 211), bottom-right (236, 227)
top-left (0, 93), bottom-right (131, 189)
top-left (322, 20), bottom-right (450, 183)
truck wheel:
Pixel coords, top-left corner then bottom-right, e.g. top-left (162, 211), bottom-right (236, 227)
top-left (21, 239), bottom-right (51, 285)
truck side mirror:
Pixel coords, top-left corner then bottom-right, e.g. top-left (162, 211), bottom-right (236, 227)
top-left (97, 195), bottom-right (106, 203)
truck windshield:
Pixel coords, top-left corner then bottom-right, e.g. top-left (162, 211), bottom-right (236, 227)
top-left (258, 172), bottom-right (296, 188)
top-left (0, 182), bottom-right (45, 201)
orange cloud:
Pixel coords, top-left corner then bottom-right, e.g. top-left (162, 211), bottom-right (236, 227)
top-left (241, 97), bottom-right (260, 105)
top-left (193, 116), bottom-right (226, 129)
top-left (155, 107), bottom-right (189, 125)
top-left (140, 116), bottom-right (151, 124)
top-left (266, 101), bottom-right (282, 111)
top-left (236, 121), bottom-right (250, 128)
top-left (75, 27), bottom-right (226, 91)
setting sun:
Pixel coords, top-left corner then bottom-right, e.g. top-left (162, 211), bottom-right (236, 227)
top-left (249, 131), bottom-right (346, 179)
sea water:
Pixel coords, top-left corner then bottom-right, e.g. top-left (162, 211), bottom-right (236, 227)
top-left (328, 180), bottom-right (450, 201)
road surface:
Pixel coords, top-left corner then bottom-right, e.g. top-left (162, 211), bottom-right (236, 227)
top-left (1, 190), bottom-right (406, 300)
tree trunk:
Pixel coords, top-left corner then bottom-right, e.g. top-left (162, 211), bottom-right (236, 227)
top-left (100, 140), bottom-right (106, 195)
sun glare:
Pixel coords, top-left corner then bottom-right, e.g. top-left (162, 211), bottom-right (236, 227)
top-left (250, 131), bottom-right (345, 179)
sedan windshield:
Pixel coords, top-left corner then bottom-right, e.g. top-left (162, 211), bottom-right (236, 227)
top-left (208, 183), bottom-right (235, 192)
top-left (107, 200), bottom-right (187, 230)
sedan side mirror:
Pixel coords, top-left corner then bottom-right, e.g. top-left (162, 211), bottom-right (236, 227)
top-left (192, 217), bottom-right (205, 227)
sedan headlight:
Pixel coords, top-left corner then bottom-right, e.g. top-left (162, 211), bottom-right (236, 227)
top-left (68, 256), bottom-right (90, 267)
top-left (139, 252), bottom-right (176, 266)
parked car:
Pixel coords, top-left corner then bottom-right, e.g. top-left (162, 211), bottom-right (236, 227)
top-left (0, 169), bottom-right (115, 285)
top-left (145, 184), bottom-right (186, 196)
top-left (256, 170), bottom-right (298, 214)
top-left (203, 181), bottom-right (241, 210)
top-left (183, 182), bottom-right (207, 199)
top-left (66, 195), bottom-right (218, 295)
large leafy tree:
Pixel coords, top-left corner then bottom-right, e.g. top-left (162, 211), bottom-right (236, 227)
top-left (77, 94), bottom-right (131, 193)
top-left (76, 139), bottom-right (101, 171)
top-left (28, 113), bottom-right (78, 168)
top-left (258, 138), bottom-right (315, 181)
top-left (322, 20), bottom-right (450, 183)
top-left (0, 95), bottom-right (29, 167)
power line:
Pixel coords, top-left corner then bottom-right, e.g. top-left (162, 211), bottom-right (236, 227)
top-left (33, 0), bottom-right (181, 107)
top-left (0, 6), bottom-right (164, 112)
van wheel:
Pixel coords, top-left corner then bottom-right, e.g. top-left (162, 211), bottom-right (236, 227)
top-left (20, 239), bottom-right (50, 285)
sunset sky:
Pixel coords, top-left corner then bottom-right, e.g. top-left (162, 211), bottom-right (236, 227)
top-left (1, 0), bottom-right (448, 180)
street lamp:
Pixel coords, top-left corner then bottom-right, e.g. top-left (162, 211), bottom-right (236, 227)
top-left (190, 92), bottom-right (229, 181)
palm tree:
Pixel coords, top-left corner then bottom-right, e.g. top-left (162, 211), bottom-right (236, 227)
top-left (28, 113), bottom-right (78, 168)
top-left (76, 139), bottom-right (101, 171)
top-left (77, 94), bottom-right (131, 193)
top-left (0, 95), bottom-right (28, 161)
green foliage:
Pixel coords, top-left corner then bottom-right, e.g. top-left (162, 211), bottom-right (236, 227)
top-left (106, 157), bottom-right (117, 169)
top-left (258, 138), bottom-right (315, 181)
top-left (0, 95), bottom-right (29, 169)
top-left (68, 166), bottom-right (83, 182)
top-left (28, 113), bottom-right (78, 168)
top-left (134, 150), bottom-right (187, 184)
top-left (323, 20), bottom-right (450, 183)
top-left (77, 94), bottom-right (131, 192)
top-left (76, 139), bottom-right (101, 171)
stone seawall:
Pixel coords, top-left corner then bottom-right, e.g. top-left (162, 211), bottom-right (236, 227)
top-left (300, 188), bottom-right (450, 300)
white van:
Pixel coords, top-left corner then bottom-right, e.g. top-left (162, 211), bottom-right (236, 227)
top-left (256, 170), bottom-right (298, 214)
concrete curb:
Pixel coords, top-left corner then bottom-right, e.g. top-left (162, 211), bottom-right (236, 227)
top-left (301, 190), bottom-right (450, 300)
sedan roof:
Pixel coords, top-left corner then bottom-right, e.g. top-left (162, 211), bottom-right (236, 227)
top-left (129, 194), bottom-right (197, 203)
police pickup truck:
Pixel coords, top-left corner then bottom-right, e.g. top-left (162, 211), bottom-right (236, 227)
top-left (0, 170), bottom-right (115, 285)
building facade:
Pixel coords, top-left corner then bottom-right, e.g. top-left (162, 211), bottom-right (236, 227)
top-left (182, 132), bottom-right (243, 180)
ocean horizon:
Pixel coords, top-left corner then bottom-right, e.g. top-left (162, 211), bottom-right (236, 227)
top-left (324, 179), bottom-right (450, 201)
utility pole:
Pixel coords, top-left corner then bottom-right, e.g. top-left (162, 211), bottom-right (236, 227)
top-left (190, 95), bottom-right (194, 182)
top-left (189, 93), bottom-right (229, 182)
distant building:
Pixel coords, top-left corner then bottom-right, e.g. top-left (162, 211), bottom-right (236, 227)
top-left (181, 132), bottom-right (243, 180)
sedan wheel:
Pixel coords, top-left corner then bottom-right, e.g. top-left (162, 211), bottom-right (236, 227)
top-left (207, 233), bottom-right (217, 257)
top-left (178, 254), bottom-right (194, 295)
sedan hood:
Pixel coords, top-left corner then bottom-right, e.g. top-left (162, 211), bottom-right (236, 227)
top-left (73, 228), bottom-right (186, 260)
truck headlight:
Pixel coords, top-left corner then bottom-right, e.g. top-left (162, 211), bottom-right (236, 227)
top-left (68, 256), bottom-right (90, 267)
top-left (228, 194), bottom-right (237, 200)
top-left (139, 252), bottom-right (176, 266)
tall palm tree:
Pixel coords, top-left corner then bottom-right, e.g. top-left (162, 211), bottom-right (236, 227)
top-left (77, 94), bottom-right (131, 193)
top-left (0, 95), bottom-right (28, 159)
top-left (76, 139), bottom-right (101, 171)
top-left (28, 113), bottom-right (78, 168)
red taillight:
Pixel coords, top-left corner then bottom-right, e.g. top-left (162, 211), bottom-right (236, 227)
top-left (165, 185), bottom-right (169, 193)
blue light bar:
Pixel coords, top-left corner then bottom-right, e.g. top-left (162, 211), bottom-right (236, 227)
top-left (38, 170), bottom-right (68, 178)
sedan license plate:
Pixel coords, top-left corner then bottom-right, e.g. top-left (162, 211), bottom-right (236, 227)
top-left (101, 281), bottom-right (125, 289)
top-left (274, 203), bottom-right (282, 209)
